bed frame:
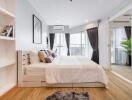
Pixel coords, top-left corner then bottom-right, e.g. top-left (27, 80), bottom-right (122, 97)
top-left (17, 50), bottom-right (105, 88)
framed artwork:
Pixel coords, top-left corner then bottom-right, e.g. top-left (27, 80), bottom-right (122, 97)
top-left (33, 14), bottom-right (42, 44)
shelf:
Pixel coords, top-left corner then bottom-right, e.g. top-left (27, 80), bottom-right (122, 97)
top-left (0, 36), bottom-right (15, 40)
top-left (0, 6), bottom-right (15, 18)
top-left (0, 62), bottom-right (16, 69)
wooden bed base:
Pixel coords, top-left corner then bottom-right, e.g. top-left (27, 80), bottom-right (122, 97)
top-left (20, 82), bottom-right (105, 88)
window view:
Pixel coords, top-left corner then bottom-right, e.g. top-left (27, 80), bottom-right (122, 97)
top-left (53, 33), bottom-right (67, 56)
top-left (53, 31), bottom-right (93, 58)
top-left (111, 27), bottom-right (127, 64)
top-left (70, 31), bottom-right (92, 58)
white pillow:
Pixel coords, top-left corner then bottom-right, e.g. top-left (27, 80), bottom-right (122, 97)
top-left (29, 51), bottom-right (40, 64)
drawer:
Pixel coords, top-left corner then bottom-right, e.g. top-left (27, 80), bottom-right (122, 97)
top-left (23, 75), bottom-right (42, 82)
top-left (23, 82), bottom-right (41, 87)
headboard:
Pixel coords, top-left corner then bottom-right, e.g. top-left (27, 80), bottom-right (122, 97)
top-left (17, 50), bottom-right (30, 86)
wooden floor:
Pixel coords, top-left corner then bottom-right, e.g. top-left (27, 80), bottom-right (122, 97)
top-left (0, 71), bottom-right (132, 100)
top-left (112, 65), bottom-right (132, 81)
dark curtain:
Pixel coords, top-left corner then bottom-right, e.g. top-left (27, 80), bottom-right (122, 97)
top-left (125, 26), bottom-right (131, 39)
top-left (87, 27), bottom-right (99, 64)
top-left (49, 33), bottom-right (55, 50)
top-left (124, 26), bottom-right (131, 66)
top-left (65, 33), bottom-right (70, 56)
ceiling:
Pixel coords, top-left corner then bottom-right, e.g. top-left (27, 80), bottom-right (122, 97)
top-left (28, 0), bottom-right (131, 27)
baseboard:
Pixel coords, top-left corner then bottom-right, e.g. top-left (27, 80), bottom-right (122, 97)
top-left (0, 83), bottom-right (16, 96)
top-left (111, 71), bottom-right (132, 84)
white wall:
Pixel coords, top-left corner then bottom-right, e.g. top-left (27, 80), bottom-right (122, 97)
top-left (16, 0), bottom-right (47, 51)
top-left (99, 19), bottom-right (111, 70)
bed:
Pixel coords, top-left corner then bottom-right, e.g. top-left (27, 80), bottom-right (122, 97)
top-left (18, 51), bottom-right (108, 88)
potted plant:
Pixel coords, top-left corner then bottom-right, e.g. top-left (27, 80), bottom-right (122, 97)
top-left (121, 38), bottom-right (131, 66)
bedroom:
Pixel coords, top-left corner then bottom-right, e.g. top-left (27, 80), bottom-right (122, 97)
top-left (0, 0), bottom-right (132, 100)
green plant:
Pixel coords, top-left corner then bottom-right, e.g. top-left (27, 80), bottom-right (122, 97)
top-left (121, 38), bottom-right (131, 55)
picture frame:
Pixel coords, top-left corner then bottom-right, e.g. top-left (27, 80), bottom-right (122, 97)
top-left (33, 14), bottom-right (42, 44)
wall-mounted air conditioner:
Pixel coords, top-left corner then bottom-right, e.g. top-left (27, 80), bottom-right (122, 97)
top-left (53, 25), bottom-right (65, 31)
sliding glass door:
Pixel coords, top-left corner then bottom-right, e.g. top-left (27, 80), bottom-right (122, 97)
top-left (70, 31), bottom-right (92, 58)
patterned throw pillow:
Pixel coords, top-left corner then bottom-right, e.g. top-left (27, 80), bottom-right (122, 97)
top-left (47, 50), bottom-right (57, 58)
top-left (38, 51), bottom-right (47, 63)
top-left (45, 57), bottom-right (52, 63)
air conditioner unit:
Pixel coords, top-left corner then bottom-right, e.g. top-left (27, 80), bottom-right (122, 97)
top-left (53, 25), bottom-right (65, 31)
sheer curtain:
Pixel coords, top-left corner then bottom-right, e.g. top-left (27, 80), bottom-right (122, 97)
top-left (111, 27), bottom-right (127, 65)
top-left (53, 33), bottom-right (67, 56)
top-left (83, 31), bottom-right (93, 59)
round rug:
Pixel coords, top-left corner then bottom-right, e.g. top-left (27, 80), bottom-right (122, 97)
top-left (46, 91), bottom-right (89, 100)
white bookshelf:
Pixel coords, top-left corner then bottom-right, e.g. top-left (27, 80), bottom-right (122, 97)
top-left (0, 0), bottom-right (16, 96)
top-left (0, 62), bottom-right (16, 69)
top-left (0, 6), bottom-right (15, 18)
top-left (0, 36), bottom-right (15, 40)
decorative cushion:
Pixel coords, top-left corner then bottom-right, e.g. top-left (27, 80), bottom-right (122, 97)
top-left (38, 51), bottom-right (47, 63)
top-left (45, 57), bottom-right (52, 63)
top-left (47, 50), bottom-right (57, 58)
top-left (49, 55), bottom-right (54, 61)
top-left (29, 51), bottom-right (40, 64)
top-left (44, 50), bottom-right (50, 57)
top-left (47, 50), bottom-right (52, 55)
top-left (51, 52), bottom-right (57, 58)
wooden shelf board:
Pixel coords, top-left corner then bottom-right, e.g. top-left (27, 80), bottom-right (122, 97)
top-left (0, 6), bottom-right (15, 18)
top-left (0, 62), bottom-right (16, 69)
top-left (0, 36), bottom-right (15, 40)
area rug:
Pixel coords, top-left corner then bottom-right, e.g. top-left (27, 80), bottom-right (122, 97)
top-left (46, 91), bottom-right (89, 100)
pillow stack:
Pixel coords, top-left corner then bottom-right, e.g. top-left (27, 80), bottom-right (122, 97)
top-left (38, 49), bottom-right (56, 63)
top-left (29, 49), bottom-right (56, 64)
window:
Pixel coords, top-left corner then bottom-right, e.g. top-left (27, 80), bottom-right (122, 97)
top-left (53, 31), bottom-right (93, 58)
top-left (70, 31), bottom-right (92, 58)
top-left (53, 33), bottom-right (67, 56)
top-left (111, 27), bottom-right (127, 64)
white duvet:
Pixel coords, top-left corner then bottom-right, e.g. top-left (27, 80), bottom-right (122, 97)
top-left (45, 56), bottom-right (108, 87)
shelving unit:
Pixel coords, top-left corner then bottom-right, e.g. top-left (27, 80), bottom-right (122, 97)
top-left (0, 62), bottom-right (16, 69)
top-left (0, 36), bottom-right (15, 40)
top-left (0, 6), bottom-right (15, 18)
top-left (0, 0), bottom-right (16, 96)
